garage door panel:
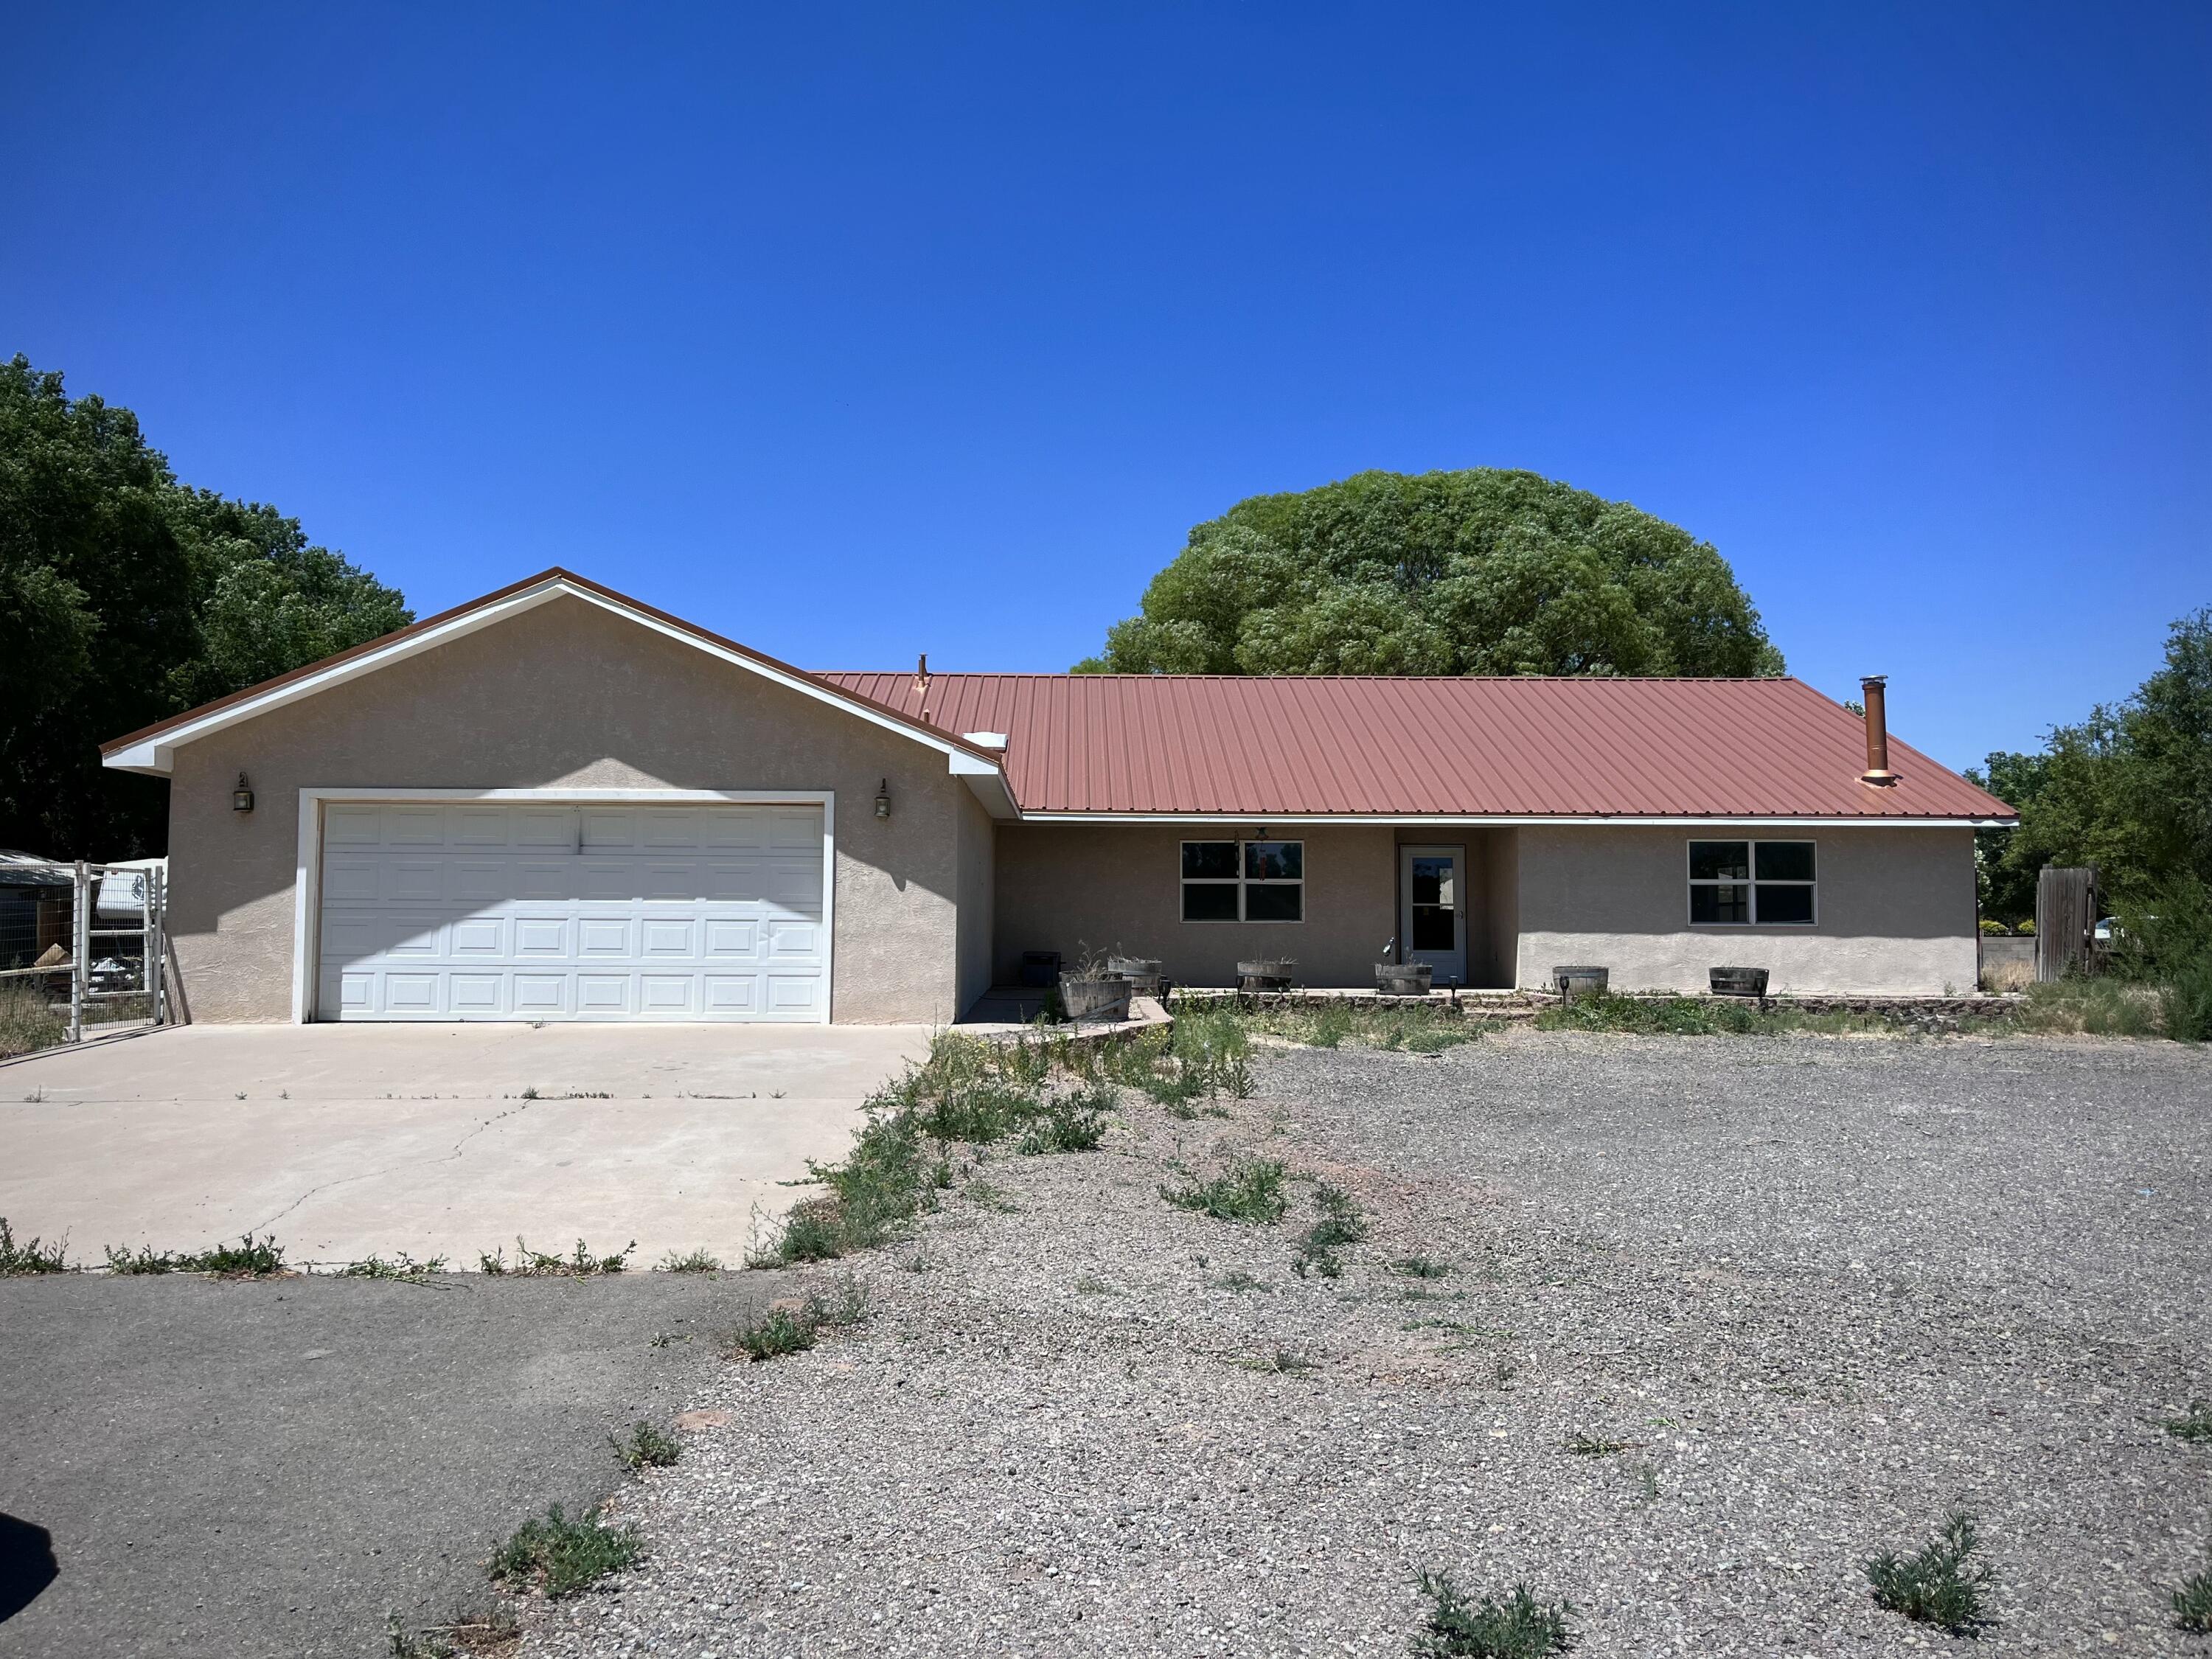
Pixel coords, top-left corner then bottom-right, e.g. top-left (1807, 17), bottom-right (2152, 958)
top-left (318, 801), bottom-right (824, 1023)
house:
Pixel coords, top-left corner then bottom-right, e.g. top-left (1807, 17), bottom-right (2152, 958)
top-left (100, 568), bottom-right (2017, 1024)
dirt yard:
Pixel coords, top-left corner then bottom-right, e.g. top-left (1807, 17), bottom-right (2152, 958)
top-left (518, 1030), bottom-right (2211, 1658)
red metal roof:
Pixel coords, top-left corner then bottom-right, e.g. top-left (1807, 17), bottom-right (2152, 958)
top-left (818, 673), bottom-right (2014, 820)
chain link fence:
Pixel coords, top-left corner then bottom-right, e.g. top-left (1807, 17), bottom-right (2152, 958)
top-left (1, 855), bottom-right (167, 1057)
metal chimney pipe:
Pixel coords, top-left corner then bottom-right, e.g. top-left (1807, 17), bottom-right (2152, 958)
top-left (1860, 675), bottom-right (1899, 786)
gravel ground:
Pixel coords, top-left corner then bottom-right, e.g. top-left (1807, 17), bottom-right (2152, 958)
top-left (521, 1031), bottom-right (2211, 1657)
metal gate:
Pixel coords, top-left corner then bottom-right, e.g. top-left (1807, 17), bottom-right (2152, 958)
top-left (0, 859), bottom-right (167, 1047)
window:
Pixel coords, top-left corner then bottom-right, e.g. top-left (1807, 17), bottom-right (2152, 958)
top-left (1688, 840), bottom-right (1815, 926)
top-left (1182, 839), bottom-right (1304, 922)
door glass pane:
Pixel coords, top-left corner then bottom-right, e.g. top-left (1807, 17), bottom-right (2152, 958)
top-left (1688, 841), bottom-right (1750, 881)
top-left (1756, 883), bottom-right (1815, 924)
top-left (1411, 855), bottom-right (1455, 949)
top-left (1183, 883), bottom-right (1239, 921)
top-left (1183, 842), bottom-right (1237, 880)
top-left (1245, 883), bottom-right (1301, 922)
top-left (1691, 882), bottom-right (1750, 924)
top-left (1245, 841), bottom-right (1302, 880)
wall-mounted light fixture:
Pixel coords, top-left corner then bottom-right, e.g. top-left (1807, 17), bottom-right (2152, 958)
top-left (232, 772), bottom-right (255, 814)
top-left (874, 778), bottom-right (892, 820)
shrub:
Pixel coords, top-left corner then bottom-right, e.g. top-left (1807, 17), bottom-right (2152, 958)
top-left (1410, 1571), bottom-right (1573, 1658)
top-left (486, 1504), bottom-right (640, 1599)
top-left (1979, 918), bottom-right (2009, 936)
top-left (1865, 1510), bottom-right (1994, 1634)
top-left (1018, 1082), bottom-right (1113, 1154)
top-left (0, 1217), bottom-right (69, 1275)
top-left (2015, 919), bottom-right (2035, 936)
top-left (609, 1421), bottom-right (681, 1470)
top-left (1161, 1157), bottom-right (1290, 1223)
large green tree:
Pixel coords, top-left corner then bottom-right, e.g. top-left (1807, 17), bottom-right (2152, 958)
top-left (1970, 608), bottom-right (2212, 922)
top-left (1076, 468), bottom-right (1783, 677)
top-left (0, 355), bottom-right (411, 858)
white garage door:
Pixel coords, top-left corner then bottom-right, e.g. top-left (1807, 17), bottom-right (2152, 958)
top-left (316, 801), bottom-right (827, 1022)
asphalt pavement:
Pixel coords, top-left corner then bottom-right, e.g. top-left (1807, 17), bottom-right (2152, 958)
top-left (0, 1269), bottom-right (785, 1659)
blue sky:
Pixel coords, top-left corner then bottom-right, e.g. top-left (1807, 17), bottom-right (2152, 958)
top-left (6, 2), bottom-right (2205, 770)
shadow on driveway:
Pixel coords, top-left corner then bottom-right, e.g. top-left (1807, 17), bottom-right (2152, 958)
top-left (0, 1270), bottom-right (784, 1659)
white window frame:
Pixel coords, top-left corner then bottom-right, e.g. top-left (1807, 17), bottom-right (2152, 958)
top-left (1686, 838), bottom-right (1817, 928)
top-left (1180, 838), bottom-right (1305, 924)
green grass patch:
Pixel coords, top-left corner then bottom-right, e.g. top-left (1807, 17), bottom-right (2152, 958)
top-left (486, 1504), bottom-right (640, 1599)
top-left (477, 1237), bottom-right (633, 1276)
top-left (2176, 1558), bottom-right (2212, 1633)
top-left (0, 1217), bottom-right (69, 1275)
top-left (104, 1233), bottom-right (286, 1277)
top-left (1865, 1510), bottom-right (1994, 1635)
top-left (1161, 1157), bottom-right (1290, 1223)
top-left (609, 1421), bottom-right (681, 1470)
top-left (723, 1273), bottom-right (871, 1362)
top-left (1411, 1571), bottom-right (1573, 1658)
top-left (2162, 1400), bottom-right (2212, 1441)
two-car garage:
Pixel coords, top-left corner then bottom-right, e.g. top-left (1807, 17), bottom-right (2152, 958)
top-left (312, 799), bottom-right (829, 1023)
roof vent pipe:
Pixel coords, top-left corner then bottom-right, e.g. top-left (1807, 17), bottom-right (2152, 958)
top-left (1859, 675), bottom-right (1899, 787)
top-left (913, 653), bottom-right (931, 722)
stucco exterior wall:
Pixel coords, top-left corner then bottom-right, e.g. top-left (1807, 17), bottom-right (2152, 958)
top-left (163, 595), bottom-right (967, 1025)
top-left (954, 787), bottom-right (995, 1016)
top-left (992, 822), bottom-right (1397, 987)
top-left (1512, 824), bottom-right (1980, 995)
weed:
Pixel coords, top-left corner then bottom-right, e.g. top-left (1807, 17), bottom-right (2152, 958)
top-left (961, 1178), bottom-right (1020, 1212)
top-left (655, 1248), bottom-right (722, 1273)
top-left (1491, 1359), bottom-right (1519, 1387)
top-left (1411, 1570), bottom-right (1573, 1658)
top-left (478, 1237), bottom-right (633, 1276)
top-left (1204, 997), bottom-right (1484, 1055)
top-left (104, 1233), bottom-right (286, 1277)
top-left (727, 1303), bottom-right (818, 1361)
top-left (0, 1218), bottom-right (69, 1275)
top-left (384, 1604), bottom-right (520, 1658)
top-left (1392, 1255), bottom-right (1455, 1279)
top-left (2161, 1400), bottom-right (2212, 1442)
top-left (519, 1086), bottom-right (538, 1100)
top-left (0, 982), bottom-right (66, 1060)
top-left (1564, 1432), bottom-right (1635, 1456)
top-left (609, 1421), bottom-right (681, 1470)
top-left (1164, 1098), bottom-right (1231, 1120)
top-left (486, 1504), bottom-right (641, 1599)
top-left (1073, 1274), bottom-right (1119, 1295)
top-left (341, 1252), bottom-right (448, 1280)
top-left (1214, 1269), bottom-right (1268, 1293)
top-left (1865, 1510), bottom-right (1994, 1634)
top-left (1292, 1183), bottom-right (1368, 1278)
top-left (1161, 1157), bottom-right (1290, 1223)
top-left (1239, 1347), bottom-right (1317, 1375)
top-left (1635, 1462), bottom-right (1660, 1503)
top-left (2175, 1557), bottom-right (2212, 1633)
top-left (1018, 1083), bottom-right (1113, 1154)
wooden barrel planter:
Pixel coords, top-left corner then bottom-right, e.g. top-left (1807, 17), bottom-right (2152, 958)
top-left (1709, 966), bottom-right (1770, 998)
top-left (1059, 975), bottom-right (1131, 1022)
top-left (1374, 962), bottom-right (1432, 997)
top-left (1106, 956), bottom-right (1166, 997)
top-left (1551, 964), bottom-right (1609, 1000)
top-left (1237, 958), bottom-right (1297, 992)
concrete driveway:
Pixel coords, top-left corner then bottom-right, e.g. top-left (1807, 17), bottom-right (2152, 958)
top-left (0, 1023), bottom-right (931, 1269)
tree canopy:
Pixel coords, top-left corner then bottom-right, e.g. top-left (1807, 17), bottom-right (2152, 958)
top-left (0, 355), bottom-right (411, 857)
top-left (1971, 608), bottom-right (2212, 922)
top-left (1074, 468), bottom-right (1783, 678)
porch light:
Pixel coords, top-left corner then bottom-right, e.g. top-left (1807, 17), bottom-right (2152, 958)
top-left (232, 773), bottom-right (255, 814)
top-left (874, 779), bottom-right (892, 820)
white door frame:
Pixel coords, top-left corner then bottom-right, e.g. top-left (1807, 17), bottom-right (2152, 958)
top-left (1398, 842), bottom-right (1468, 984)
top-left (291, 787), bottom-right (835, 1025)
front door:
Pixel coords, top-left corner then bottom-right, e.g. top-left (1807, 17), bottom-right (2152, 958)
top-left (1398, 844), bottom-right (1467, 984)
